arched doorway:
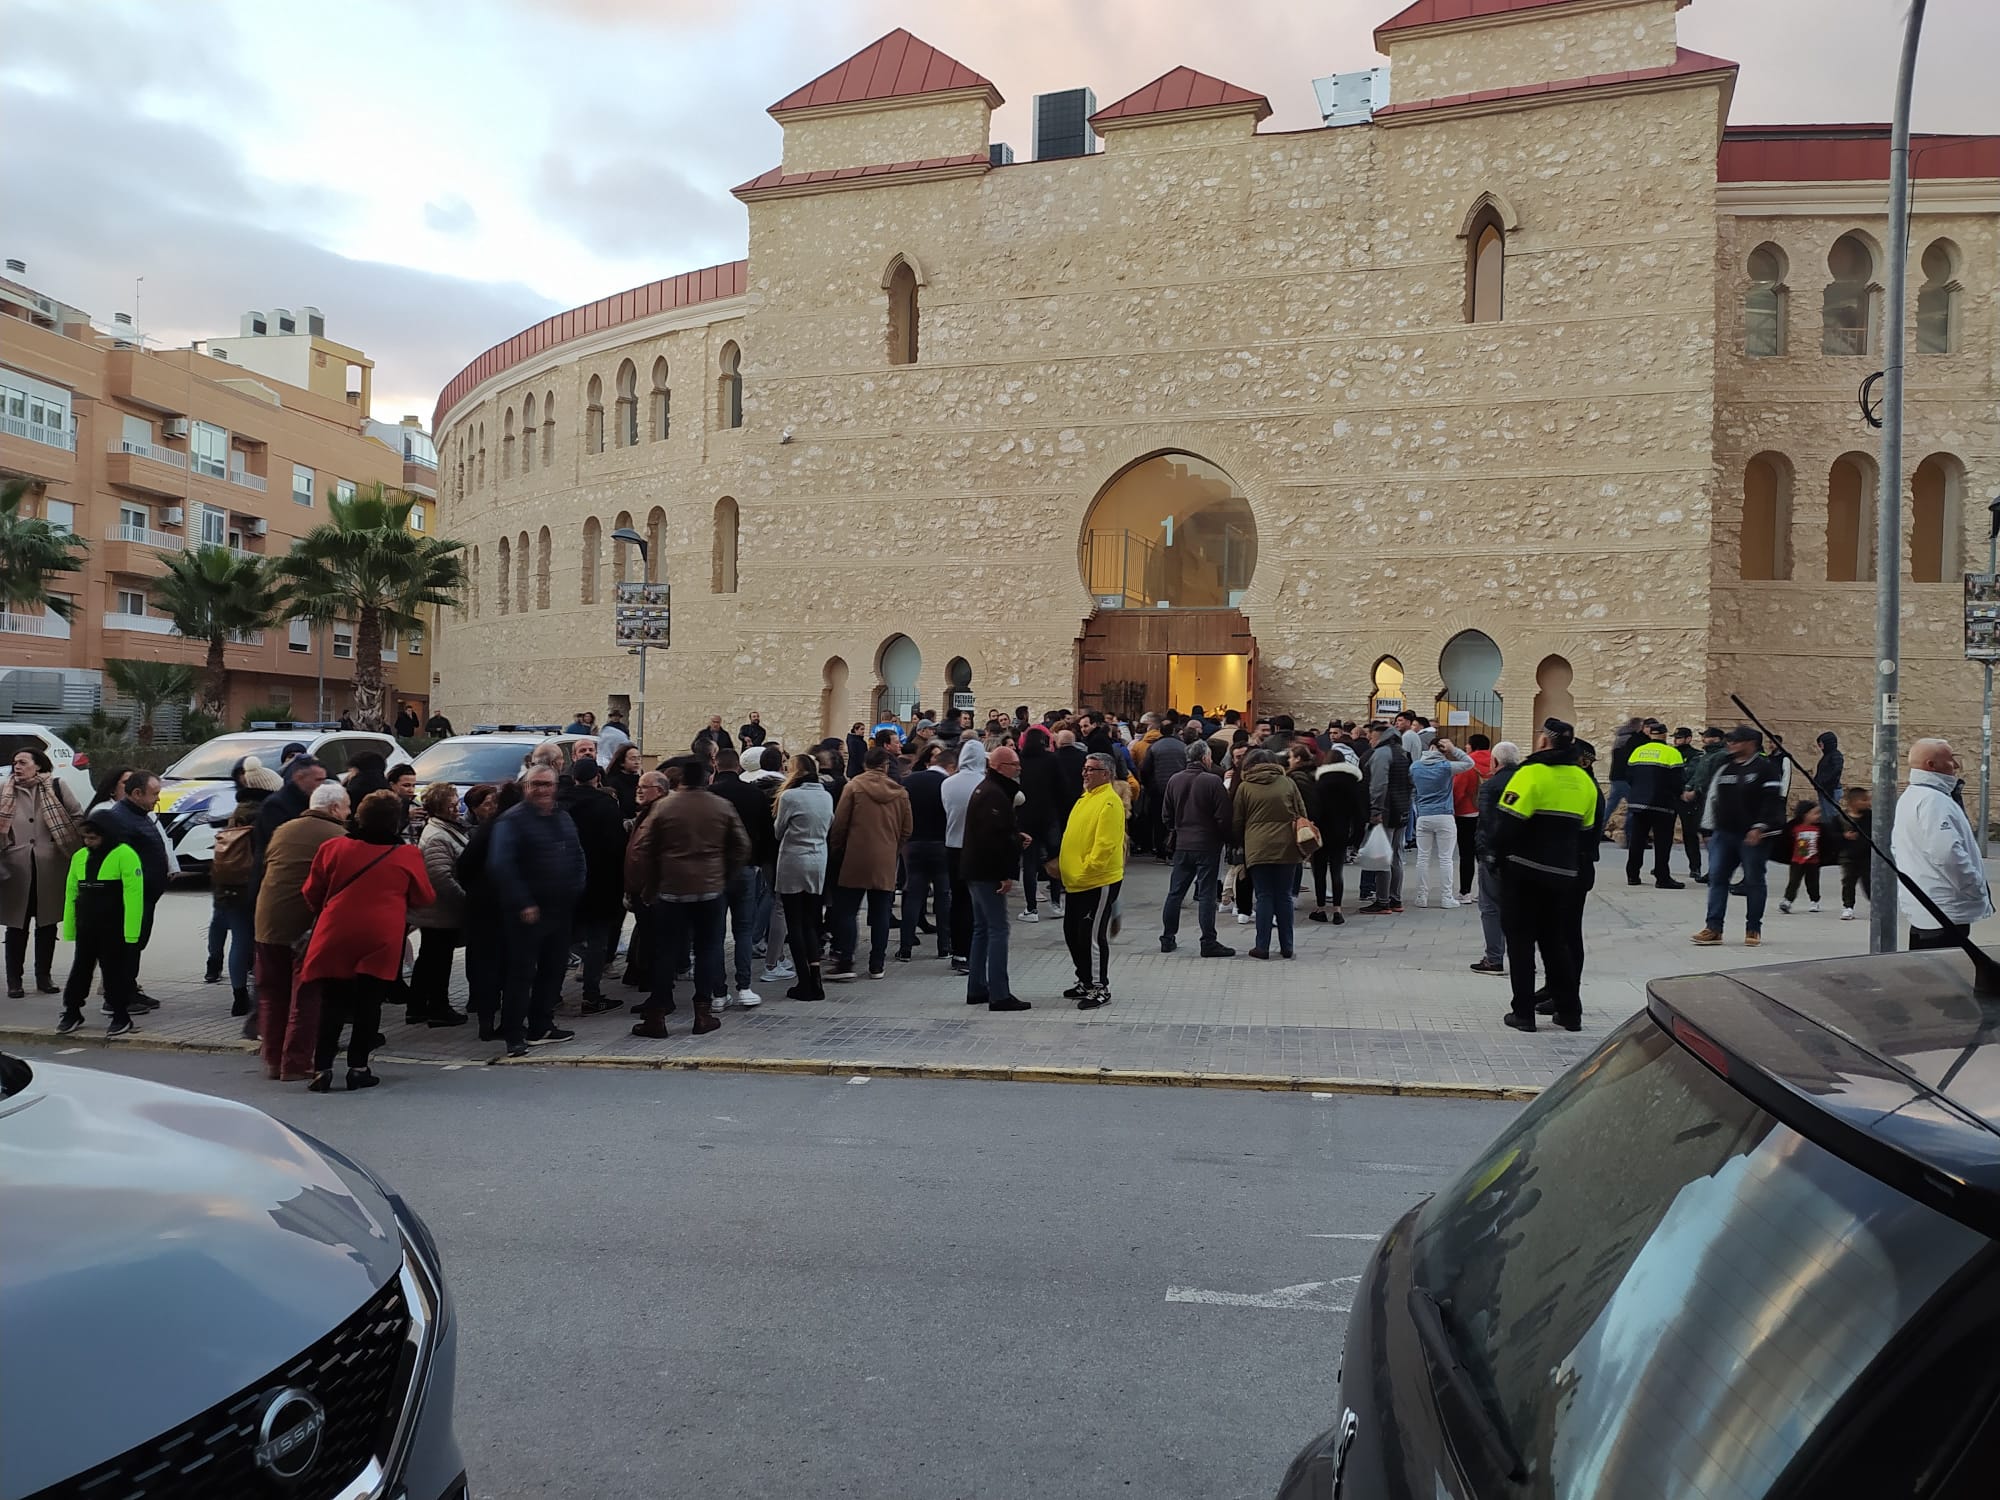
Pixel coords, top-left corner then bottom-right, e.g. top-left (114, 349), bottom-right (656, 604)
top-left (1369, 656), bottom-right (1406, 718)
top-left (875, 635), bottom-right (920, 725)
top-left (943, 656), bottom-right (972, 722)
top-left (1436, 631), bottom-right (1503, 741)
top-left (1533, 655), bottom-right (1575, 730)
top-left (1076, 451), bottom-right (1258, 716)
top-left (820, 656), bottom-right (849, 741)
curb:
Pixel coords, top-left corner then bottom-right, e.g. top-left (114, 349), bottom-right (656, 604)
top-left (0, 1026), bottom-right (1541, 1100)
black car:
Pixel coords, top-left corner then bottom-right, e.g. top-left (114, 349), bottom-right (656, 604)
top-left (1279, 950), bottom-right (2000, 1499)
top-left (0, 1056), bottom-right (466, 1500)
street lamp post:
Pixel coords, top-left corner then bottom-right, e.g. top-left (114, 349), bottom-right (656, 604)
top-left (1982, 496), bottom-right (2000, 858)
top-left (1867, 0), bottom-right (1927, 956)
top-left (611, 527), bottom-right (649, 753)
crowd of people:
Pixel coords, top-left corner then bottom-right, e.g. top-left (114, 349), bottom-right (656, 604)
top-left (3, 698), bottom-right (1989, 1091)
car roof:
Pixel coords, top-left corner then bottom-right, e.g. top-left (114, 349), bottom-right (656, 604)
top-left (1650, 950), bottom-right (2000, 1235)
top-left (434, 732), bottom-right (576, 745)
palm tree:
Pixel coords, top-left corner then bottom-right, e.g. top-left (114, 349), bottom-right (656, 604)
top-left (0, 476), bottom-right (88, 620)
top-left (105, 659), bottom-right (197, 745)
top-left (273, 484), bottom-right (465, 730)
top-left (152, 544), bottom-right (285, 719)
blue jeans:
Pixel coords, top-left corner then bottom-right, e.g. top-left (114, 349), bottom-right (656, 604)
top-left (831, 887), bottom-right (894, 972)
top-left (1251, 864), bottom-right (1297, 955)
top-left (966, 880), bottom-right (1011, 1003)
top-left (1704, 829), bottom-right (1770, 936)
top-left (650, 896), bottom-right (725, 1010)
top-left (723, 867), bottom-right (760, 990)
top-left (1160, 848), bottom-right (1220, 945)
top-left (901, 840), bottom-right (951, 956)
top-left (207, 901), bottom-right (254, 990)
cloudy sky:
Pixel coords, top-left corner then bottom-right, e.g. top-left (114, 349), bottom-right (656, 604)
top-left (3, 0), bottom-right (1990, 421)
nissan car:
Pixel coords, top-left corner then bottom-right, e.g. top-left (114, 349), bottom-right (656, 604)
top-left (0, 1053), bottom-right (466, 1500)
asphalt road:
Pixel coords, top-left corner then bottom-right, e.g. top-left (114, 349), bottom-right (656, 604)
top-left (12, 1048), bottom-right (1520, 1500)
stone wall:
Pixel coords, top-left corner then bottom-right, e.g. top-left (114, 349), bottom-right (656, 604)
top-left (1383, 0), bottom-right (1682, 104)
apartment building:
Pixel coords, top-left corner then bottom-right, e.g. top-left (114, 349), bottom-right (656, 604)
top-left (0, 265), bottom-right (427, 728)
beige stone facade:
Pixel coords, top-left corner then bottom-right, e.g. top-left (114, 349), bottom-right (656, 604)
top-left (432, 0), bottom-right (1996, 783)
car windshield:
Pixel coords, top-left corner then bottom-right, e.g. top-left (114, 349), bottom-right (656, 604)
top-left (410, 740), bottom-right (538, 785)
top-left (163, 738), bottom-right (294, 781)
top-left (1410, 1014), bottom-right (1987, 1499)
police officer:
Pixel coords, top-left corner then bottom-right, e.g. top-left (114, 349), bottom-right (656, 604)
top-left (1494, 718), bottom-right (1601, 1033)
top-left (1623, 717), bottom-right (1686, 889)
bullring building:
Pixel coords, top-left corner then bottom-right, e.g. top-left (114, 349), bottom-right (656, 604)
top-left (432, 0), bottom-right (1997, 764)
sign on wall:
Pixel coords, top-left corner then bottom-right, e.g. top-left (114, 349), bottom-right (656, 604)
top-left (615, 581), bottom-right (671, 646)
top-left (1968, 573), bottom-right (2000, 662)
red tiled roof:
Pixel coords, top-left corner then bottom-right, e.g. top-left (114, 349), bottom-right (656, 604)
top-left (769, 29), bottom-right (1000, 115)
top-left (1375, 0), bottom-right (1596, 46)
top-left (1720, 126), bottom-right (2000, 183)
top-left (1090, 66), bottom-right (1272, 127)
top-left (1372, 46), bottom-right (1735, 119)
top-left (733, 153), bottom-right (990, 200)
top-left (434, 260), bottom-right (747, 430)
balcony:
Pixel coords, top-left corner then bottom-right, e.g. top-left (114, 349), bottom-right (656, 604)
top-left (0, 608), bottom-right (71, 640)
top-left (104, 348), bottom-right (190, 414)
top-left (227, 466), bottom-right (268, 493)
top-left (104, 440), bottom-right (189, 499)
top-left (102, 611), bottom-right (176, 636)
top-left (106, 521), bottom-right (185, 551)
top-left (1, 414), bottom-right (74, 451)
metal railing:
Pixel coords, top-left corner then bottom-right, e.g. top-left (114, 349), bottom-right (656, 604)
top-left (102, 611), bottom-right (175, 635)
top-left (107, 439), bottom-right (187, 468)
top-left (2, 414), bottom-right (75, 451)
top-left (227, 467), bottom-right (268, 492)
top-left (106, 521), bottom-right (183, 549)
top-left (0, 610), bottom-right (69, 639)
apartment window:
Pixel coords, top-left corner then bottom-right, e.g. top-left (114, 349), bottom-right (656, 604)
top-left (288, 618), bottom-right (311, 653)
top-left (0, 373), bottom-right (74, 448)
top-left (119, 503), bottom-right (148, 536)
top-left (334, 479), bottom-right (355, 503)
top-left (191, 421), bottom-right (228, 478)
top-left (332, 623), bottom-right (353, 659)
top-left (410, 505), bottom-right (426, 532)
top-left (122, 413), bottom-right (152, 449)
top-left (42, 499), bottom-right (75, 534)
top-left (408, 625), bottom-right (424, 655)
top-left (293, 464), bottom-right (314, 506)
top-left (199, 504), bottom-right (226, 546)
top-left (116, 589), bottom-right (147, 616)
top-left (382, 627), bottom-right (399, 661)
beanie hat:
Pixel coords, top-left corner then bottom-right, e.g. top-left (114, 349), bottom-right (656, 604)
top-left (239, 756), bottom-right (283, 795)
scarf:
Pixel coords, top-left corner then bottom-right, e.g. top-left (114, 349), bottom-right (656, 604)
top-left (0, 775), bottom-right (82, 860)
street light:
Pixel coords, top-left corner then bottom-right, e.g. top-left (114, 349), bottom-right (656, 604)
top-left (610, 527), bottom-right (650, 753)
top-left (1982, 495), bottom-right (2000, 858)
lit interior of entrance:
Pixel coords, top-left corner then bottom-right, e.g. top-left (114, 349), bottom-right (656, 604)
top-left (1080, 454), bottom-right (1256, 609)
top-left (1169, 654), bottom-right (1248, 716)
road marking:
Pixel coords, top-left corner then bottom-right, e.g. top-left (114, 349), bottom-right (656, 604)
top-left (1307, 1233), bottom-right (1381, 1241)
top-left (848, 1076), bottom-right (871, 1085)
top-left (56, 1047), bottom-right (83, 1055)
top-left (442, 1064), bottom-right (464, 1071)
top-left (1165, 1277), bottom-right (1359, 1312)
top-left (1310, 1091), bottom-right (1334, 1099)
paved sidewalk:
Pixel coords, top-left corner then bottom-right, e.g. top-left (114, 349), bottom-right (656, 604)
top-left (5, 852), bottom-right (1979, 1094)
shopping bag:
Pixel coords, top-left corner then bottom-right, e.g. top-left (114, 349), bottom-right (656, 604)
top-left (1294, 818), bottom-right (1323, 861)
top-left (1357, 823), bottom-right (1395, 873)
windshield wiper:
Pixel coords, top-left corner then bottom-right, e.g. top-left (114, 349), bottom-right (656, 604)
top-left (1406, 1286), bottom-right (1528, 1488)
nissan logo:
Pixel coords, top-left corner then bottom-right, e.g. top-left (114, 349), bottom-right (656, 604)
top-left (253, 1386), bottom-right (326, 1485)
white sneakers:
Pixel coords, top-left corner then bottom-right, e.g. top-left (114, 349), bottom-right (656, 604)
top-left (1778, 899), bottom-right (1792, 914)
top-left (1841, 907), bottom-right (1857, 920)
top-left (1809, 901), bottom-right (1822, 913)
top-left (1442, 897), bottom-right (1462, 910)
top-left (1779, 899), bottom-right (1824, 916)
top-left (1018, 910), bottom-right (1041, 923)
top-left (760, 962), bottom-right (795, 984)
top-left (1236, 912), bottom-right (1254, 926)
top-left (734, 987), bottom-right (762, 1008)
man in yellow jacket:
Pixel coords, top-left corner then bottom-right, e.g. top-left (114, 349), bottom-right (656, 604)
top-left (1060, 752), bottom-right (1127, 1010)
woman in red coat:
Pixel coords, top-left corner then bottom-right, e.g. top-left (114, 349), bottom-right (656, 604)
top-left (300, 789), bottom-right (434, 1092)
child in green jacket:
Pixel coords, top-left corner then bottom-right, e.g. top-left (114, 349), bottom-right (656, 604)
top-left (58, 809), bottom-right (146, 1036)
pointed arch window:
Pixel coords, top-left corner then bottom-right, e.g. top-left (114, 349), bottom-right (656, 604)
top-left (1744, 243), bottom-right (1788, 358)
top-left (713, 497), bottom-right (739, 594)
top-left (586, 375), bottom-right (605, 454)
top-left (612, 510), bottom-right (636, 583)
top-left (581, 517), bottom-right (601, 604)
top-left (1917, 240), bottom-right (1961, 355)
top-left (476, 423), bottom-right (485, 487)
top-left (502, 408), bottom-right (516, 478)
top-left (615, 359), bottom-right (638, 448)
top-left (542, 391), bottom-right (556, 466)
top-left (536, 526), bottom-right (552, 609)
top-left (886, 258), bottom-right (920, 365)
top-left (471, 543), bottom-right (481, 618)
top-left (522, 392), bottom-right (538, 471)
top-left (1822, 233), bottom-right (1878, 356)
top-left (651, 358), bottom-right (670, 440)
top-left (1465, 206), bottom-right (1505, 324)
top-left (496, 537), bottom-right (510, 615)
top-left (515, 531), bottom-right (530, 615)
top-left (718, 342), bottom-right (742, 430)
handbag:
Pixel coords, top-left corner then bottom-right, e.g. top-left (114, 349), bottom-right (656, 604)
top-left (292, 845), bottom-right (399, 959)
top-left (1357, 823), bottom-right (1395, 873)
top-left (1294, 817), bottom-right (1323, 861)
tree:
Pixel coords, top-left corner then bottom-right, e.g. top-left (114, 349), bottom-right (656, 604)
top-left (272, 484), bottom-right (465, 730)
top-left (152, 544), bottom-right (285, 719)
top-left (0, 477), bottom-right (87, 620)
top-left (105, 659), bottom-right (197, 745)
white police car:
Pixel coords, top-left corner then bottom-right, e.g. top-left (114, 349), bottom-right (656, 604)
top-left (156, 724), bottom-right (400, 871)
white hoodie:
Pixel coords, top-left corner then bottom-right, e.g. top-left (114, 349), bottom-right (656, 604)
top-left (1891, 769), bottom-right (1994, 929)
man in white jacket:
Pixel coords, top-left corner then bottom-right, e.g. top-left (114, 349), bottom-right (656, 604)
top-left (1891, 738), bottom-right (1994, 950)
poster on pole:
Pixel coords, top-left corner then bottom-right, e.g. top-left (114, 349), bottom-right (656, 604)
top-left (1967, 573), bottom-right (2000, 661)
top-left (615, 581), bottom-right (671, 646)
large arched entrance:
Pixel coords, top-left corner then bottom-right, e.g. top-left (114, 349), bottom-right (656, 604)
top-left (1436, 631), bottom-right (1503, 742)
top-left (1075, 452), bottom-right (1257, 717)
top-left (875, 634), bottom-right (920, 725)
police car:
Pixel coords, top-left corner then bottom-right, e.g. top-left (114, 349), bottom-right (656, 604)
top-left (408, 726), bottom-right (587, 806)
top-left (157, 723), bottom-right (401, 871)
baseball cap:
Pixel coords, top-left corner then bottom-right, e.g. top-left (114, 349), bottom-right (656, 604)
top-left (1542, 717), bottom-right (1575, 740)
top-left (1642, 717), bottom-right (1666, 731)
top-left (1725, 725), bottom-right (1760, 744)
top-left (1701, 726), bottom-right (1725, 740)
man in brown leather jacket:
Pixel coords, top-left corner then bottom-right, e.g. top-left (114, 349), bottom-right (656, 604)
top-left (625, 757), bottom-right (750, 1037)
